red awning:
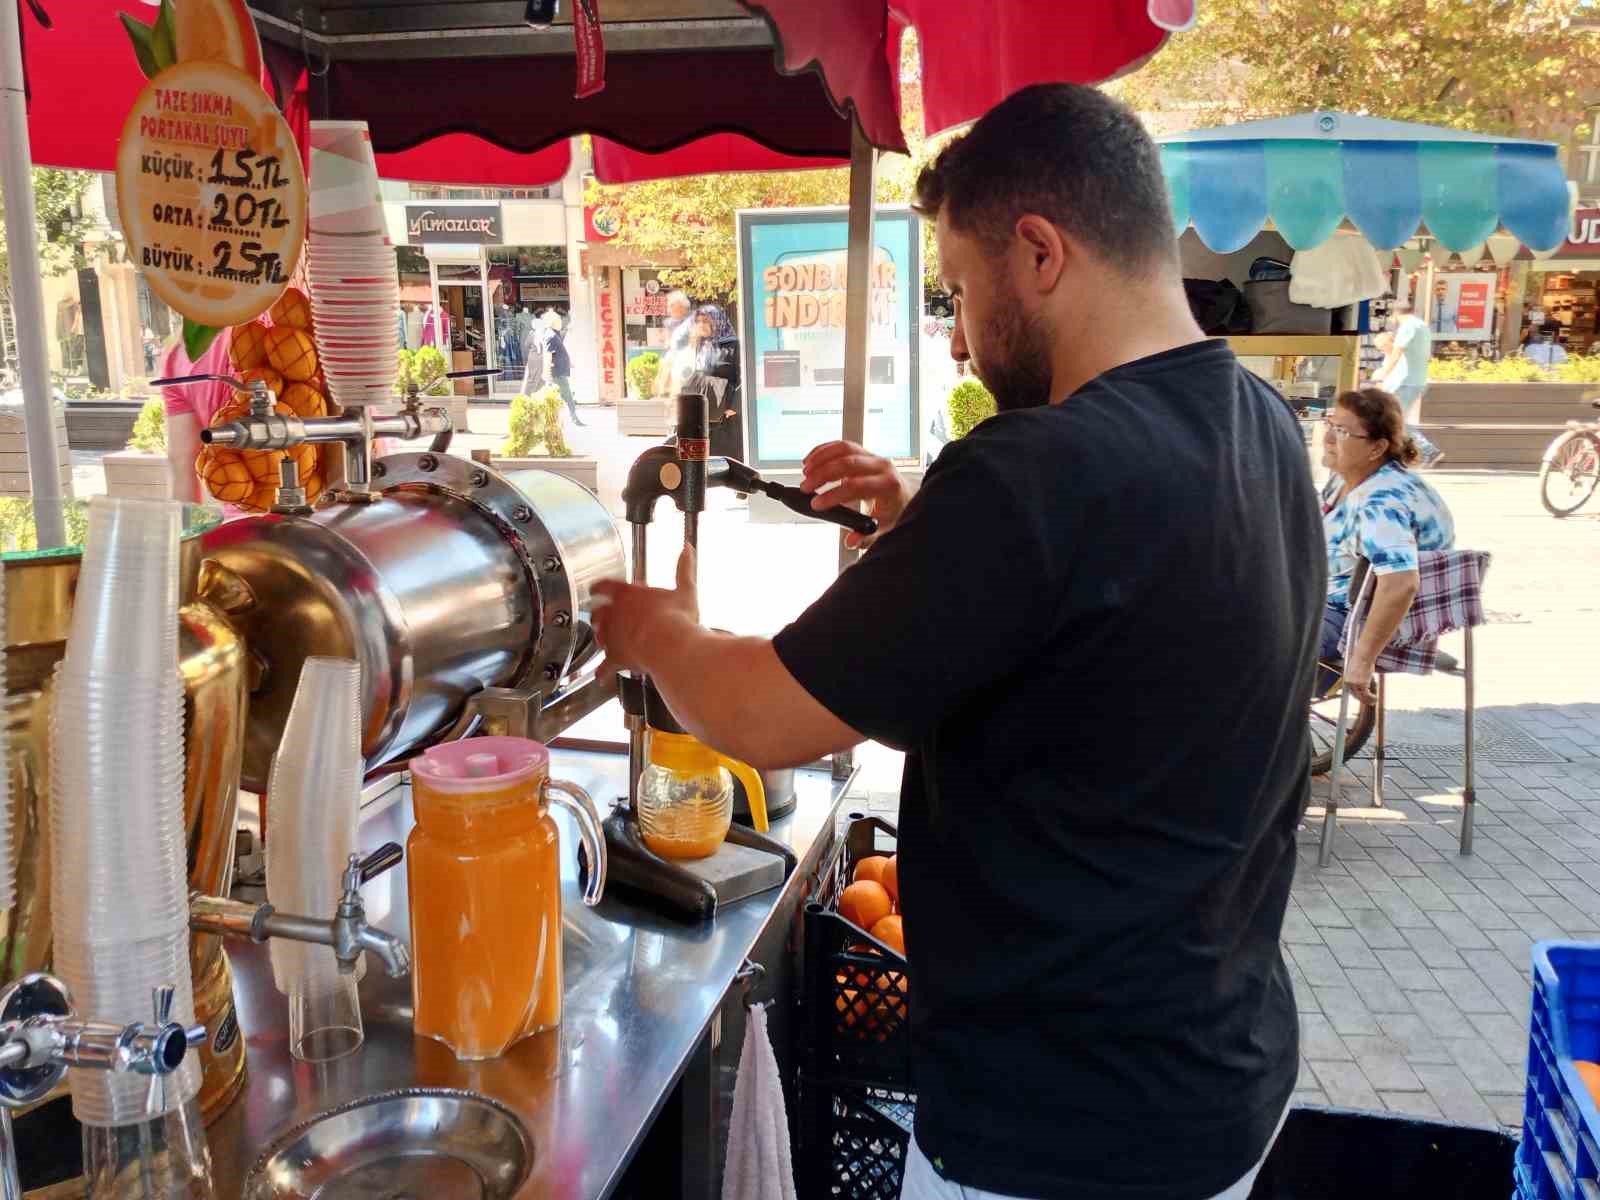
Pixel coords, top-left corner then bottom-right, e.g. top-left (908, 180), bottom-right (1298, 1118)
top-left (21, 1), bottom-right (1186, 183)
top-left (591, 133), bottom-right (843, 186)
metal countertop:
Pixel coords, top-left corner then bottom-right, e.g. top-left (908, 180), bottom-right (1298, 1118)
top-left (206, 750), bottom-right (849, 1198)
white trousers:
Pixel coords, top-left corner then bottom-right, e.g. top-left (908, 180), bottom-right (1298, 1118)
top-left (899, 1102), bottom-right (1291, 1200)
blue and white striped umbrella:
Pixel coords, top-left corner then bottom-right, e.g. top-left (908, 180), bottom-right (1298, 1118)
top-left (1158, 112), bottom-right (1572, 256)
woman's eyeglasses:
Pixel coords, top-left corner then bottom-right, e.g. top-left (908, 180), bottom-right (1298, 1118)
top-left (1321, 419), bottom-right (1374, 442)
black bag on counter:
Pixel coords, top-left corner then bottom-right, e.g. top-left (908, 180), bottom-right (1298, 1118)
top-left (1249, 256), bottom-right (1293, 282)
top-left (1242, 279), bottom-right (1332, 335)
top-left (1183, 278), bottom-right (1253, 336)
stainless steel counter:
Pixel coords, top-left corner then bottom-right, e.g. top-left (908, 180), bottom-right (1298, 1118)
top-left (207, 750), bottom-right (849, 1198)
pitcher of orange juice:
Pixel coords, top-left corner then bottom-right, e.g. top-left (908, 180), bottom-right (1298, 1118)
top-left (636, 730), bottom-right (768, 860)
top-left (407, 736), bottom-right (606, 1060)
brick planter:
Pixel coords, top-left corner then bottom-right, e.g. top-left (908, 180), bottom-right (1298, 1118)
top-left (101, 450), bottom-right (173, 499)
top-left (492, 456), bottom-right (600, 496)
top-left (1417, 382), bottom-right (1600, 470)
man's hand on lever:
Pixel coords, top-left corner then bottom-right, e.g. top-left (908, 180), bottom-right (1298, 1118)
top-left (800, 442), bottom-right (912, 550)
top-left (591, 545), bottom-right (698, 678)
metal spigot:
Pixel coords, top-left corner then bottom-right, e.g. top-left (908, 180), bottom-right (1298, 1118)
top-left (271, 456), bottom-right (313, 515)
top-left (188, 843), bottom-right (411, 978)
top-left (0, 976), bottom-right (203, 1200)
top-left (152, 371), bottom-right (453, 505)
top-left (334, 850), bottom-right (411, 977)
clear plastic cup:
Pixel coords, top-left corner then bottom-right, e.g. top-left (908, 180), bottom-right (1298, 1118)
top-left (63, 498), bottom-right (181, 679)
top-left (268, 658), bottom-right (363, 994)
top-left (49, 671), bottom-right (190, 940)
top-left (289, 972), bottom-right (363, 1062)
top-left (52, 929), bottom-right (201, 1125)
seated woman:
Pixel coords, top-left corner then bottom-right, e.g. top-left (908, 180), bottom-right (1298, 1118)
top-left (1318, 387), bottom-right (1456, 698)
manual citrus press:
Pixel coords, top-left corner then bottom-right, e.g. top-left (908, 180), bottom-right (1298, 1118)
top-left (605, 386), bottom-right (878, 920)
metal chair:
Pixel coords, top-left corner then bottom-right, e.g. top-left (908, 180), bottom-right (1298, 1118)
top-left (1318, 549), bottom-right (1491, 866)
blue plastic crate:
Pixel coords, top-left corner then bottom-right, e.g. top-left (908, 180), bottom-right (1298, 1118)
top-left (1520, 943), bottom-right (1600, 1200)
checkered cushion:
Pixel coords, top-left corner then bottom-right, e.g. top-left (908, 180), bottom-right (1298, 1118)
top-left (1339, 549), bottom-right (1492, 675)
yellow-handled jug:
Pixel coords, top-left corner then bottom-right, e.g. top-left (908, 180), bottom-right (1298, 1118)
top-left (636, 730), bottom-right (767, 860)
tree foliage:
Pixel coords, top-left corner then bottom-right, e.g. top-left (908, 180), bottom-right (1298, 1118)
top-left (586, 34), bottom-right (941, 300)
top-left (0, 168), bottom-right (95, 294)
top-left (1112, 0), bottom-right (1600, 143)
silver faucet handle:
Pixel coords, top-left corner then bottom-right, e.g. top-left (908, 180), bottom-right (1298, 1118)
top-left (151, 985), bottom-right (174, 1028)
top-left (351, 843), bottom-right (404, 891)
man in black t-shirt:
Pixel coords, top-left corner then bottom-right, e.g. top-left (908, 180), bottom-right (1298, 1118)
top-left (593, 84), bottom-right (1323, 1200)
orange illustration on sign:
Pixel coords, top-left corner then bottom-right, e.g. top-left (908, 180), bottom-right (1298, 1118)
top-left (114, 0), bottom-right (304, 331)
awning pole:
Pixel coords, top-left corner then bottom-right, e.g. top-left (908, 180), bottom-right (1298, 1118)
top-left (0, 0), bottom-right (65, 547)
top-left (838, 114), bottom-right (878, 576)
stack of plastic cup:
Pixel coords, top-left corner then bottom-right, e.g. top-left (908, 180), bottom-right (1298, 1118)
top-left (305, 120), bottom-right (400, 410)
top-left (267, 657), bottom-right (366, 1061)
top-left (47, 497), bottom-right (200, 1125)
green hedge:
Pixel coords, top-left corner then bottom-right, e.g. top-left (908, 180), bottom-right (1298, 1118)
top-left (948, 378), bottom-right (996, 439)
top-left (1428, 354), bottom-right (1600, 385)
top-left (627, 351), bottom-right (661, 400)
top-left (126, 398), bottom-right (166, 452)
top-left (502, 387), bottom-right (572, 458)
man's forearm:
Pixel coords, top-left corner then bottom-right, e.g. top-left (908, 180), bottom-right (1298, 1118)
top-left (631, 614), bottom-right (861, 768)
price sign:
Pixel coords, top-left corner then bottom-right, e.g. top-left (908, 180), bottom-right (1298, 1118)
top-left (115, 59), bottom-right (306, 329)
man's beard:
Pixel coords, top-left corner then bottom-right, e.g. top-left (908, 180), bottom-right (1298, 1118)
top-left (971, 274), bottom-right (1054, 412)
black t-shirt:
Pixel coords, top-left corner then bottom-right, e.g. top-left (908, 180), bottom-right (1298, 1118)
top-left (774, 340), bottom-right (1324, 1199)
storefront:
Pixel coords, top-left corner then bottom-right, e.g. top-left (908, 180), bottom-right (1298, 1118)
top-left (386, 198), bottom-right (575, 396)
top-left (1521, 208), bottom-right (1600, 355)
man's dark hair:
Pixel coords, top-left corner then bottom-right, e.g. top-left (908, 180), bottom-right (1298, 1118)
top-left (914, 83), bottom-right (1177, 276)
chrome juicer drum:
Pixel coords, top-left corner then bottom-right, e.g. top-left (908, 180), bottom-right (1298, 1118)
top-left (200, 454), bottom-right (625, 790)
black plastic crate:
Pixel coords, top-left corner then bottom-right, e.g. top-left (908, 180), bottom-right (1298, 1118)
top-left (797, 1073), bottom-right (914, 1200)
top-left (803, 814), bottom-right (912, 1088)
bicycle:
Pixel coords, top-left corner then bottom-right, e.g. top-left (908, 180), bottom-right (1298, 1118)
top-left (1539, 400), bottom-right (1600, 517)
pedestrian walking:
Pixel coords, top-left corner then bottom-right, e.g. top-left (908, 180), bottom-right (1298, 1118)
top-left (542, 310), bottom-right (582, 426)
top-left (1376, 303), bottom-right (1445, 467)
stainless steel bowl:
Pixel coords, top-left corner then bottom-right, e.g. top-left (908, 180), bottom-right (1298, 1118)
top-left (242, 1088), bottom-right (532, 1199)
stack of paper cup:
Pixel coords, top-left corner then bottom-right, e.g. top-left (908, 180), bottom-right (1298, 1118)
top-left (267, 657), bottom-right (366, 1061)
top-left (48, 497), bottom-right (200, 1125)
top-left (306, 121), bottom-right (400, 409)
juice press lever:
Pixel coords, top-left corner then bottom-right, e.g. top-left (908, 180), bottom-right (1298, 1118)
top-left (606, 387), bottom-right (878, 920)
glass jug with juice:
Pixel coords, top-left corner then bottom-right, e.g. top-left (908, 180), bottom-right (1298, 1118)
top-left (407, 736), bottom-right (606, 1060)
top-left (636, 730), bottom-right (767, 860)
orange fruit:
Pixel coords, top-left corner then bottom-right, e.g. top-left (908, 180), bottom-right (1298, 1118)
top-left (881, 855), bottom-right (898, 907)
top-left (1576, 1061), bottom-right (1600, 1108)
top-left (197, 448), bottom-right (252, 503)
top-left (269, 286), bottom-right (313, 331)
top-left (114, 61), bottom-right (304, 328)
top-left (263, 326), bottom-right (318, 382)
top-left (233, 366), bottom-right (284, 403)
top-left (853, 856), bottom-right (891, 887)
top-left (279, 382), bottom-right (327, 419)
top-left (839, 881), bottom-right (892, 933)
top-left (229, 321), bottom-right (271, 372)
top-left (174, 0), bottom-right (263, 82)
top-left (869, 914), bottom-right (905, 956)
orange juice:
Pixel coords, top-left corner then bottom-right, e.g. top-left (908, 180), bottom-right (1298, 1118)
top-left (408, 737), bottom-right (564, 1059)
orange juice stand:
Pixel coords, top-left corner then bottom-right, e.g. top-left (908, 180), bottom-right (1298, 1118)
top-left (1, 3), bottom-right (1185, 1198)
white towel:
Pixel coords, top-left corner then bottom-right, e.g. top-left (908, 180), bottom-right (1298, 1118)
top-left (1290, 233), bottom-right (1388, 309)
top-left (721, 1004), bottom-right (797, 1200)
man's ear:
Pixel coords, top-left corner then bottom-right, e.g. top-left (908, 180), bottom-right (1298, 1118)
top-left (1013, 215), bottom-right (1068, 296)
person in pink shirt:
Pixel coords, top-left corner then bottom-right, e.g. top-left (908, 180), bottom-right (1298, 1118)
top-left (158, 327), bottom-right (237, 507)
